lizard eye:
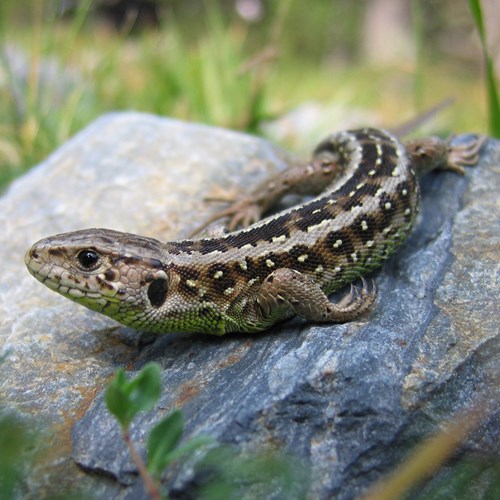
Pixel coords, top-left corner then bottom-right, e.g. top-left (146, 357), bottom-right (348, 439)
top-left (76, 249), bottom-right (101, 271)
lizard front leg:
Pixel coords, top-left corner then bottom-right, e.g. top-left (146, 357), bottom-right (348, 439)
top-left (256, 269), bottom-right (376, 324)
top-left (404, 134), bottom-right (487, 176)
top-left (192, 152), bottom-right (344, 235)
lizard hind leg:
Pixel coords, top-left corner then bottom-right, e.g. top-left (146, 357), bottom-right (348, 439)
top-left (257, 268), bottom-right (377, 324)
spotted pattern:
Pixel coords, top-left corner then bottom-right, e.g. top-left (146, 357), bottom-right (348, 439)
top-left (162, 127), bottom-right (421, 310)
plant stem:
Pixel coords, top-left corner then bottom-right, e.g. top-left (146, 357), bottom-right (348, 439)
top-left (123, 429), bottom-right (163, 500)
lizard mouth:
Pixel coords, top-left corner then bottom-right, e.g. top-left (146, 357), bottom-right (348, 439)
top-left (24, 246), bottom-right (60, 290)
top-left (24, 243), bottom-right (122, 303)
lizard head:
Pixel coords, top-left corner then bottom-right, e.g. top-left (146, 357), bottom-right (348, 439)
top-left (25, 228), bottom-right (227, 334)
top-left (25, 228), bottom-right (171, 331)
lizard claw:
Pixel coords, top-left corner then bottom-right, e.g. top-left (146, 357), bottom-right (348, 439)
top-left (336, 277), bottom-right (376, 312)
top-left (445, 135), bottom-right (487, 174)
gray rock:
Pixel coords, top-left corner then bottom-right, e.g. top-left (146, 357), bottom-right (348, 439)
top-left (0, 112), bottom-right (291, 496)
top-left (1, 112), bottom-right (498, 498)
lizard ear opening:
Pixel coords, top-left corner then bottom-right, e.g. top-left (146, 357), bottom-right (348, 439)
top-left (147, 278), bottom-right (168, 307)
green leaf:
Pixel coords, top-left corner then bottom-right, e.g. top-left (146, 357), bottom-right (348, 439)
top-left (126, 363), bottom-right (162, 411)
top-left (105, 363), bottom-right (162, 429)
top-left (147, 410), bottom-right (212, 479)
top-left (105, 369), bottom-right (133, 428)
top-left (147, 410), bottom-right (184, 478)
top-left (162, 435), bottom-right (213, 465)
top-left (197, 445), bottom-right (310, 499)
top-left (0, 414), bottom-right (36, 500)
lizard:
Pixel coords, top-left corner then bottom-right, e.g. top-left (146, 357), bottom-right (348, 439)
top-left (24, 128), bottom-right (485, 335)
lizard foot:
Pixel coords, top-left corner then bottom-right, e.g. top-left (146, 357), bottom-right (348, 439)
top-left (190, 197), bottom-right (263, 237)
top-left (257, 269), bottom-right (377, 324)
top-left (445, 135), bottom-right (488, 174)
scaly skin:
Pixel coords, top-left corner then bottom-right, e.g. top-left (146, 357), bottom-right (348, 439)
top-left (24, 129), bottom-right (485, 334)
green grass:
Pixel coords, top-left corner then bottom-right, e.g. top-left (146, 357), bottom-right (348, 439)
top-left (0, 0), bottom-right (492, 190)
top-left (469, 0), bottom-right (500, 137)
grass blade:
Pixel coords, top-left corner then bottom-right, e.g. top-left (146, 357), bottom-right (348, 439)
top-left (468, 0), bottom-right (500, 137)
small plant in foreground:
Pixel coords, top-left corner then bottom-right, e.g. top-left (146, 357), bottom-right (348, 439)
top-left (105, 362), bottom-right (310, 499)
top-left (105, 362), bottom-right (211, 499)
top-left (0, 413), bottom-right (34, 500)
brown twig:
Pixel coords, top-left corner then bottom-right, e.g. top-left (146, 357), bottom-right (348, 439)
top-left (123, 430), bottom-right (163, 500)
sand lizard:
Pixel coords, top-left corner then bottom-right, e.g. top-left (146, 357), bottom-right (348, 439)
top-left (24, 129), bottom-right (485, 335)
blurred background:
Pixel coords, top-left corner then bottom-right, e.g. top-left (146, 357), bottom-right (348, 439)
top-left (0, 0), bottom-right (498, 189)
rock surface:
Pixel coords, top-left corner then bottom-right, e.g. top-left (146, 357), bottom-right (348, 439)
top-left (0, 112), bottom-right (498, 498)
